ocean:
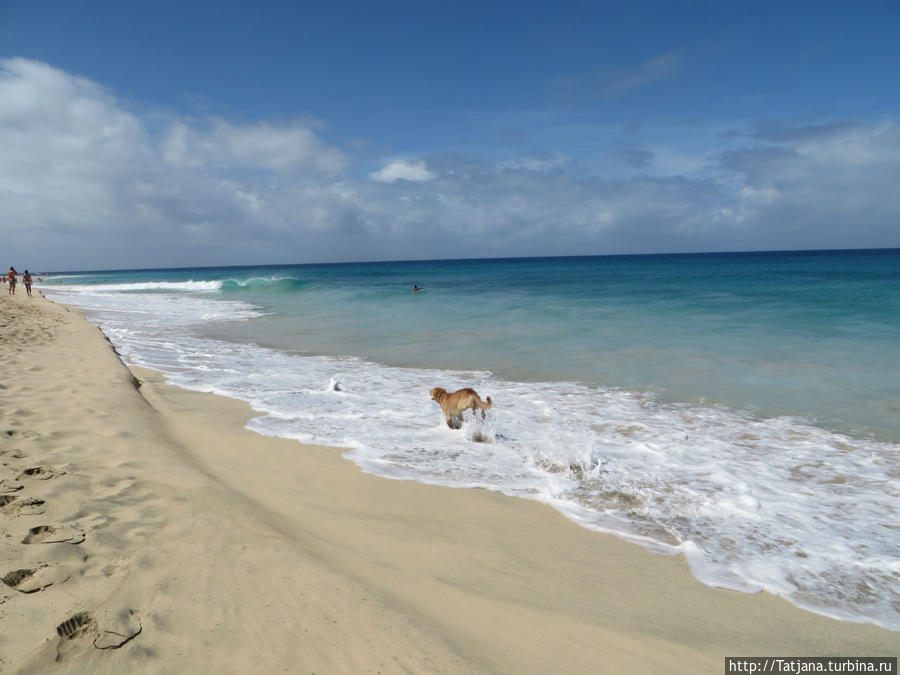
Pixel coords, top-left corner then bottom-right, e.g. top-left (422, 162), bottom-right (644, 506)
top-left (40, 249), bottom-right (900, 631)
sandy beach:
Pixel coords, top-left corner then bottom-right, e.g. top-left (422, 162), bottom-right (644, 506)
top-left (0, 291), bottom-right (895, 674)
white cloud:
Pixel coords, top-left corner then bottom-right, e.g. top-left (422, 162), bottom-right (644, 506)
top-left (718, 122), bottom-right (900, 247)
top-left (0, 59), bottom-right (148, 235)
top-left (0, 58), bottom-right (357, 268)
top-left (162, 119), bottom-right (348, 173)
top-left (370, 159), bottom-right (436, 183)
top-left (1, 58), bottom-right (897, 270)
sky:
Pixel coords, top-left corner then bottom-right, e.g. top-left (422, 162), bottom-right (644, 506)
top-left (1, 0), bottom-right (899, 271)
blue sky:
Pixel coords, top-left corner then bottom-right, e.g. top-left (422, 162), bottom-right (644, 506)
top-left (1, 0), bottom-right (899, 269)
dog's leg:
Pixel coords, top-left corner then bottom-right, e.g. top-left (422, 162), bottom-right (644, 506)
top-left (473, 399), bottom-right (485, 419)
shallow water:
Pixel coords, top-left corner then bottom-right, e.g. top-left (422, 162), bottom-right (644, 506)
top-left (42, 249), bottom-right (900, 630)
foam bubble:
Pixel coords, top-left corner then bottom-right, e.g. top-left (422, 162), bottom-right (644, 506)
top-left (49, 280), bottom-right (223, 292)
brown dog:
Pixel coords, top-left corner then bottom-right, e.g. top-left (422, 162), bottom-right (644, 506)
top-left (430, 387), bottom-right (493, 429)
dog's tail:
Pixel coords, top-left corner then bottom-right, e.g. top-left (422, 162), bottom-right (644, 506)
top-left (482, 395), bottom-right (493, 410)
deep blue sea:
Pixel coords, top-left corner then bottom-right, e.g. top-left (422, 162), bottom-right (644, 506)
top-left (41, 249), bottom-right (900, 630)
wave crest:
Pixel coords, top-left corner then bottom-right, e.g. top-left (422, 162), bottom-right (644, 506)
top-left (48, 276), bottom-right (308, 294)
top-left (220, 277), bottom-right (307, 293)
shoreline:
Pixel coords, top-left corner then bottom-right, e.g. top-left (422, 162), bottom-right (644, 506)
top-left (1, 292), bottom-right (896, 673)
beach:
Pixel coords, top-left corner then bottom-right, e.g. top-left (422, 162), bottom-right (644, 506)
top-left (0, 291), bottom-right (896, 673)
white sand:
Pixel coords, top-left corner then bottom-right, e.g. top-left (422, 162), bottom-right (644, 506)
top-left (0, 292), bottom-right (895, 673)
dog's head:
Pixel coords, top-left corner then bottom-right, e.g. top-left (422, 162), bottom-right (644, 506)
top-left (430, 387), bottom-right (446, 402)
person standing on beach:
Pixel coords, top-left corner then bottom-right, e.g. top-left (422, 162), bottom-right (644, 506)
top-left (22, 270), bottom-right (32, 297)
top-left (7, 267), bottom-right (16, 295)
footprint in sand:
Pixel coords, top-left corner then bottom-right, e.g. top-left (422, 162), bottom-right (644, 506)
top-left (93, 608), bottom-right (143, 649)
top-left (17, 466), bottom-right (63, 481)
top-left (16, 497), bottom-right (46, 515)
top-left (22, 524), bottom-right (85, 545)
top-left (2, 565), bottom-right (70, 593)
top-left (0, 479), bottom-right (23, 493)
top-left (0, 449), bottom-right (29, 459)
top-left (0, 495), bottom-right (46, 515)
top-left (56, 608), bottom-right (142, 649)
top-left (56, 611), bottom-right (95, 640)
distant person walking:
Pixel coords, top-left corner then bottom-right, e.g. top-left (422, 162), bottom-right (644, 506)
top-left (22, 270), bottom-right (32, 297)
top-left (7, 267), bottom-right (16, 295)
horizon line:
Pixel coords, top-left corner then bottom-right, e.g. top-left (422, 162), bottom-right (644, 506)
top-left (42, 245), bottom-right (900, 276)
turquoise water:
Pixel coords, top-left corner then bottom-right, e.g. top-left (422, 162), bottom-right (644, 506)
top-left (51, 249), bottom-right (900, 437)
top-left (41, 249), bottom-right (900, 629)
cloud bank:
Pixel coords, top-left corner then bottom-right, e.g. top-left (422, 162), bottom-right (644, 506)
top-left (1, 58), bottom-right (898, 271)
